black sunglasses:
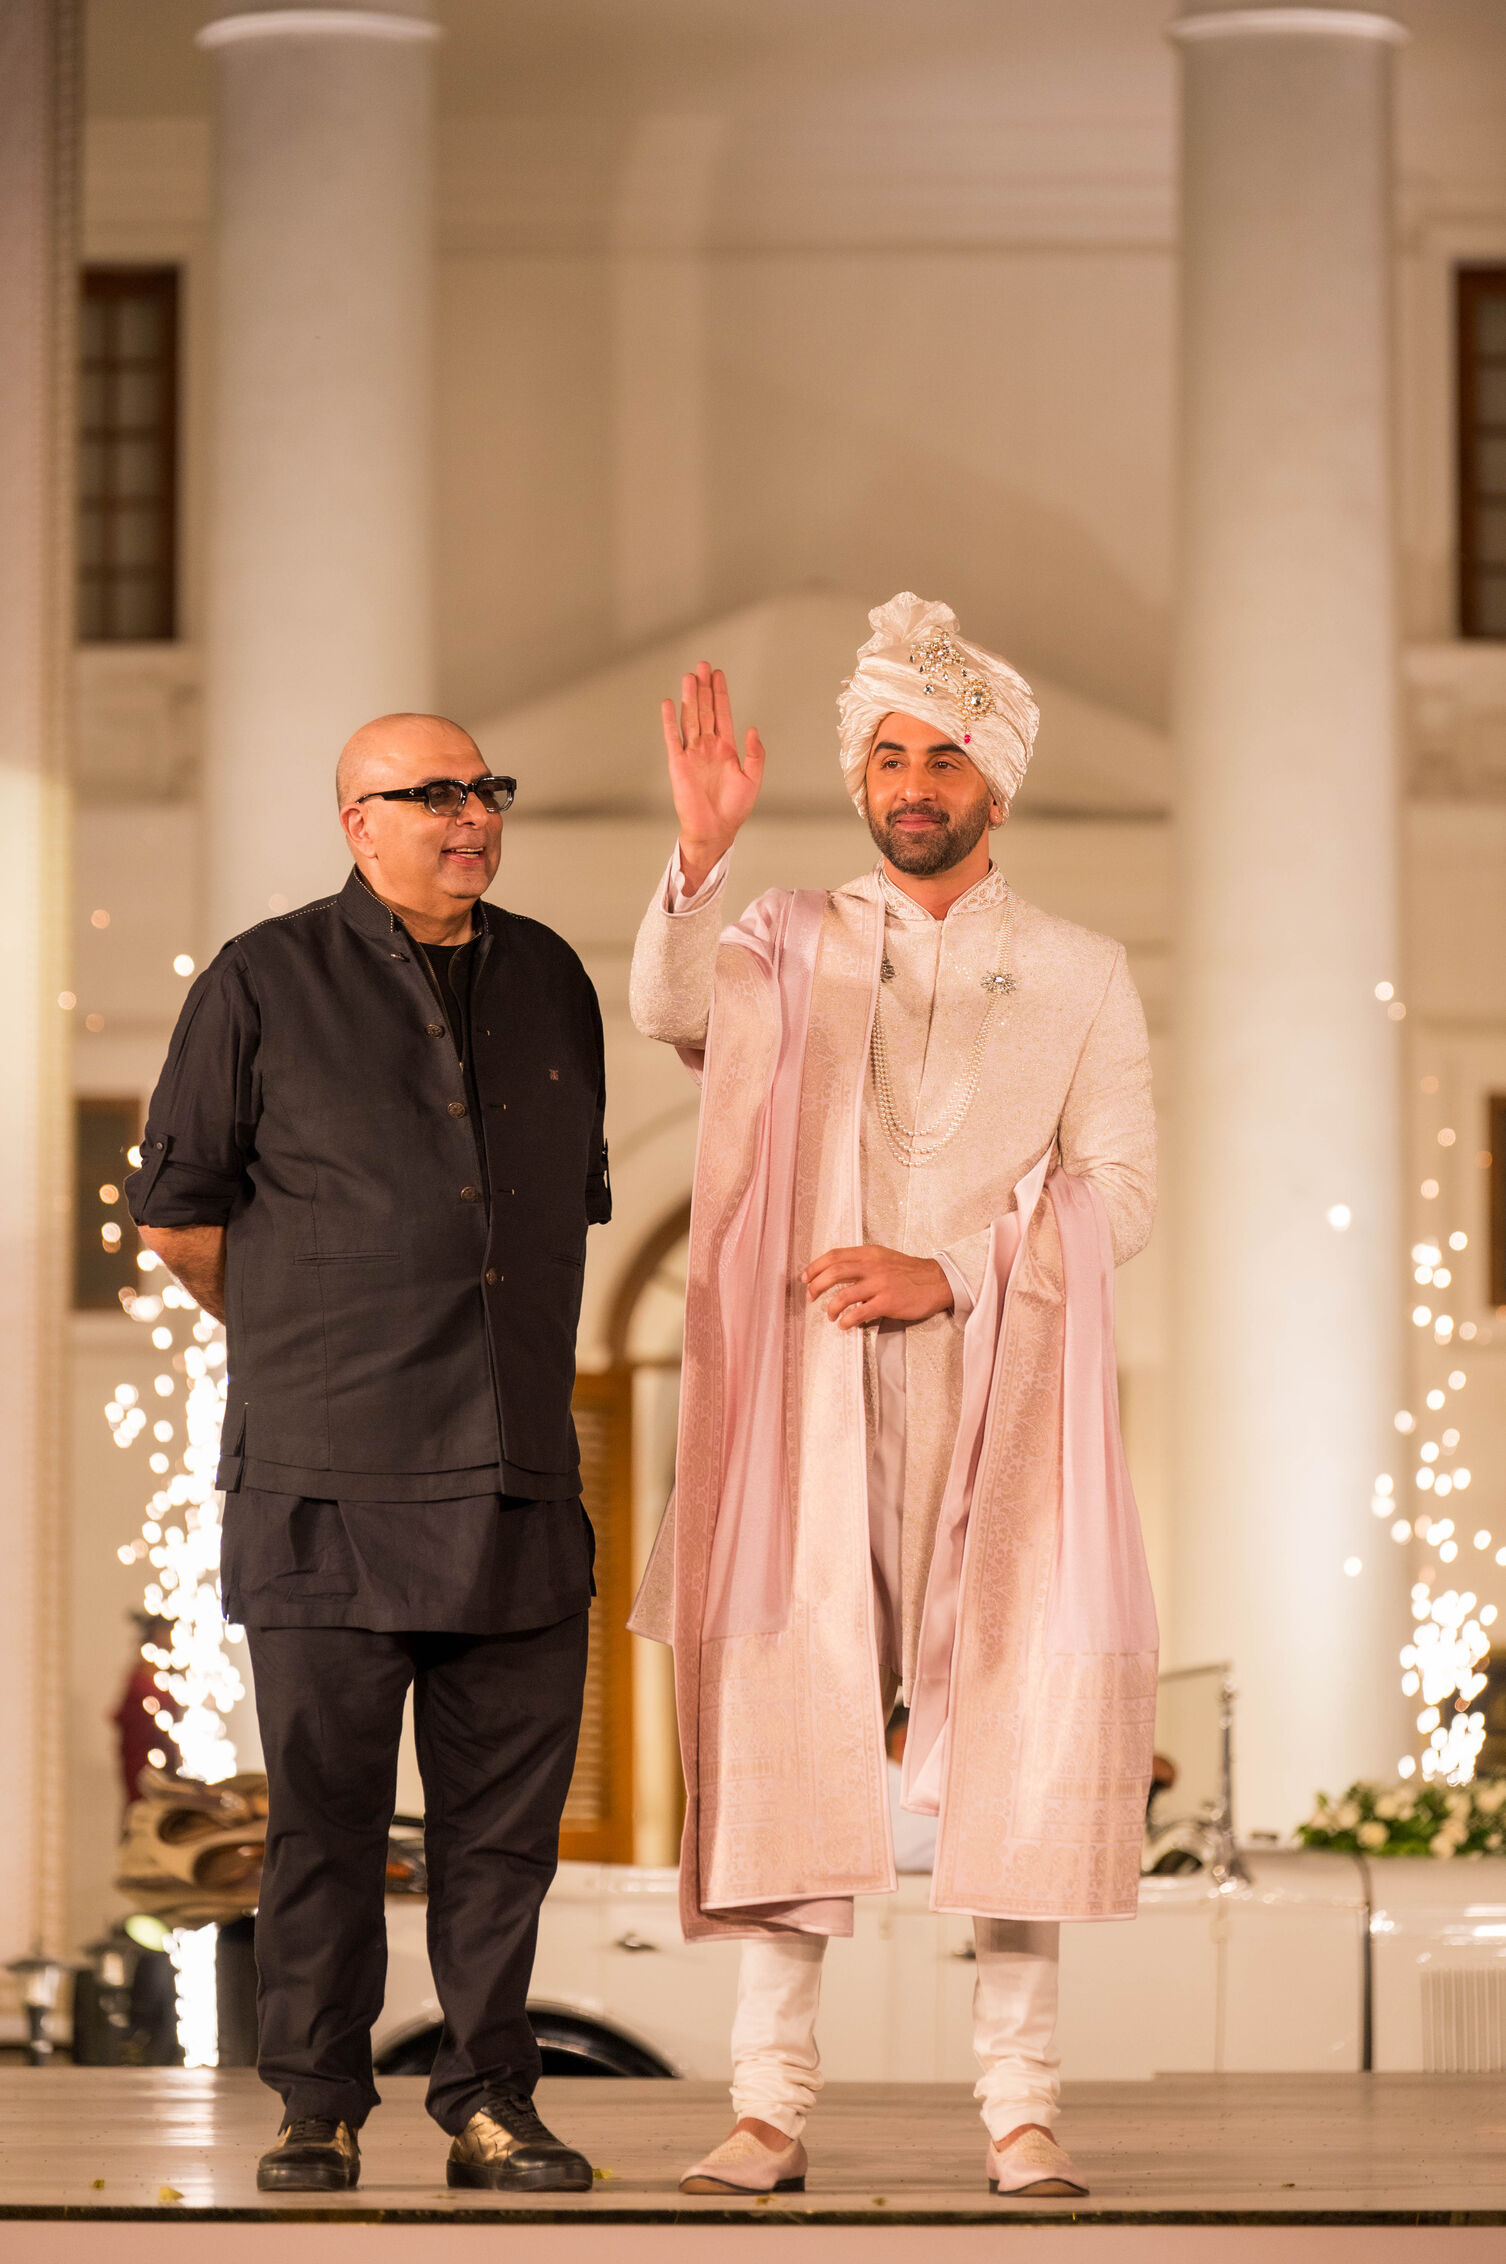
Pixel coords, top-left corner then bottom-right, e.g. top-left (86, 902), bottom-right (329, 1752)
top-left (355, 775), bottom-right (516, 817)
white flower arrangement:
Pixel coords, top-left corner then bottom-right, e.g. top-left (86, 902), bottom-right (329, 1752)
top-left (1300, 1778), bottom-right (1506, 1859)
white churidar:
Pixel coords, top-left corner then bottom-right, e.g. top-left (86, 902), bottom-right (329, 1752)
top-left (197, 1), bottom-right (438, 944)
top-left (730, 1922), bottom-right (1061, 2142)
top-left (1168, 7), bottom-right (1408, 1828)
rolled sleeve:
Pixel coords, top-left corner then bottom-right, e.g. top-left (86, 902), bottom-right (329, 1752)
top-left (126, 950), bottom-right (261, 1228)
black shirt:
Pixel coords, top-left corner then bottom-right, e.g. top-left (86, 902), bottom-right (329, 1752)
top-left (128, 871), bottom-right (611, 1505)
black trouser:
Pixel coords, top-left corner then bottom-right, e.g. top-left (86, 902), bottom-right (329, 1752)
top-left (246, 1614), bottom-right (589, 2134)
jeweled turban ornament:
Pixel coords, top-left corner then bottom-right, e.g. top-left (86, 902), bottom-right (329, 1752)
top-left (837, 591), bottom-right (1039, 818)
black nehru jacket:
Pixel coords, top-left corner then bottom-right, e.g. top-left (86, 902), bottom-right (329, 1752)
top-left (127, 870), bottom-right (611, 1513)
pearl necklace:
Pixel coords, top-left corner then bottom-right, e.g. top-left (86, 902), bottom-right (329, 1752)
top-left (869, 895), bottom-right (1017, 1169)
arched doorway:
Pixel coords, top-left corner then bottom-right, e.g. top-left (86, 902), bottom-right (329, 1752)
top-left (558, 1202), bottom-right (690, 1870)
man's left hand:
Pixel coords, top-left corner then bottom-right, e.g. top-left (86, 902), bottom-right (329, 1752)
top-left (800, 1245), bottom-right (954, 1329)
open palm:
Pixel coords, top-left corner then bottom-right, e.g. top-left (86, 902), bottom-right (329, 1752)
top-left (662, 662), bottom-right (766, 872)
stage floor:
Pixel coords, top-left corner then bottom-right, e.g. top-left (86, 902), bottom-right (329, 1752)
top-left (2, 2068), bottom-right (1503, 2258)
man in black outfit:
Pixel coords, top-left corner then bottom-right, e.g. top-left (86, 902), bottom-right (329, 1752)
top-left (128, 713), bottom-right (609, 2194)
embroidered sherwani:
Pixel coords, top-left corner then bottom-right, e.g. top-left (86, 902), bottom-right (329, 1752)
top-left (630, 853), bottom-right (1158, 1933)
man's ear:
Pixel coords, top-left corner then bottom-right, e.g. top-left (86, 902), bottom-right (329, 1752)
top-left (989, 799), bottom-right (1008, 828)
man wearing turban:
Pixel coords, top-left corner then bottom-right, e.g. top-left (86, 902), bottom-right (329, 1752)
top-left (629, 594), bottom-right (1157, 2199)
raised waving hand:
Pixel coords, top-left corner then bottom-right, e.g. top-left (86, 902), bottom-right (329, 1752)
top-left (662, 661), bottom-right (766, 895)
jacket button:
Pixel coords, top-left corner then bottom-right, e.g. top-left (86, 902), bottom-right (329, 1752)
top-left (426, 1022), bottom-right (445, 1038)
top-left (460, 1185), bottom-right (480, 1202)
top-left (447, 1101), bottom-right (467, 1118)
top-left (484, 1268), bottom-right (500, 1286)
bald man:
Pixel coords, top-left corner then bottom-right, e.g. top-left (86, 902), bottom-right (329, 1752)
top-left (128, 716), bottom-right (608, 2194)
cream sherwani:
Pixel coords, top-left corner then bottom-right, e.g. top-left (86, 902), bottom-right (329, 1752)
top-left (631, 850), bottom-right (1155, 1701)
top-left (629, 847), bottom-right (1156, 2144)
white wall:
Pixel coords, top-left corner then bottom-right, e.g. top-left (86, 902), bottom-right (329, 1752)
top-left (55, 0), bottom-right (1506, 1941)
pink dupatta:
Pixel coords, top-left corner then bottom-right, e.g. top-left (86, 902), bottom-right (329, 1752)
top-left (902, 1163), bottom-right (1159, 1815)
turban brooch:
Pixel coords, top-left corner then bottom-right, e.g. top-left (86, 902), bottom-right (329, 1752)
top-left (837, 591), bottom-right (1039, 818)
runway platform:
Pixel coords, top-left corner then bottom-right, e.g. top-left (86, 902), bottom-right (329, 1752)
top-left (1, 2069), bottom-right (1502, 2261)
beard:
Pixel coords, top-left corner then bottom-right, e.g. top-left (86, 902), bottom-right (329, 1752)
top-left (866, 790), bottom-right (992, 876)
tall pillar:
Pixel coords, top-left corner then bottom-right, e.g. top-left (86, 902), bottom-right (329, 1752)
top-left (0, 0), bottom-right (77, 1971)
top-left (1169, 8), bottom-right (1409, 1830)
top-left (197, 2), bottom-right (439, 945)
top-left (611, 114), bottom-right (725, 645)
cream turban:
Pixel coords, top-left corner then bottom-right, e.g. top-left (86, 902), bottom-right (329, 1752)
top-left (837, 591), bottom-right (1039, 817)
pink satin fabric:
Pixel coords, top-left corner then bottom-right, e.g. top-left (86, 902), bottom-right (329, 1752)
top-left (902, 1149), bottom-right (1049, 1815)
top-left (701, 889), bottom-right (827, 1639)
top-left (1048, 1172), bottom-right (1160, 1659)
top-left (902, 1165), bottom-right (1158, 1815)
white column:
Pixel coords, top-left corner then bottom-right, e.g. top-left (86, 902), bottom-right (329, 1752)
top-left (611, 114), bottom-right (726, 645)
top-left (1169, 8), bottom-right (1409, 1830)
top-left (197, 3), bottom-right (439, 945)
top-left (0, 0), bottom-right (76, 1971)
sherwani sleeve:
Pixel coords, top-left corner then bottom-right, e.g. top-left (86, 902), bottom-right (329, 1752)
top-left (628, 846), bottom-right (731, 1046)
top-left (1058, 944), bottom-right (1157, 1263)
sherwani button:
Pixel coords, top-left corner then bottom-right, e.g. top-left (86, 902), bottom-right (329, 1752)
top-left (448, 1101), bottom-right (467, 1117)
top-left (485, 1268), bottom-right (500, 1286)
top-left (460, 1185), bottom-right (480, 1202)
top-left (426, 1021), bottom-right (445, 1038)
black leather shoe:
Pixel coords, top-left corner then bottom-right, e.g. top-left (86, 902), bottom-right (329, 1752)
top-left (257, 2116), bottom-right (361, 2192)
top-left (446, 2089), bottom-right (593, 2192)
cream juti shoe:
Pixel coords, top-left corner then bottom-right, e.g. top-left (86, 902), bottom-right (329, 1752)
top-left (986, 2127), bottom-right (1088, 2196)
top-left (680, 2127), bottom-right (808, 2194)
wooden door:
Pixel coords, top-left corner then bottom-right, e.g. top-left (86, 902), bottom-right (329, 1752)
top-left (559, 1367), bottom-right (634, 1863)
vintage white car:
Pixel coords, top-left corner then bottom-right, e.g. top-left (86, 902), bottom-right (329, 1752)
top-left (372, 1669), bottom-right (1506, 2084)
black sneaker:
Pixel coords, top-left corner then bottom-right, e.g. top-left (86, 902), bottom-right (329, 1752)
top-left (257, 2116), bottom-right (361, 2192)
top-left (446, 2088), bottom-right (593, 2192)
